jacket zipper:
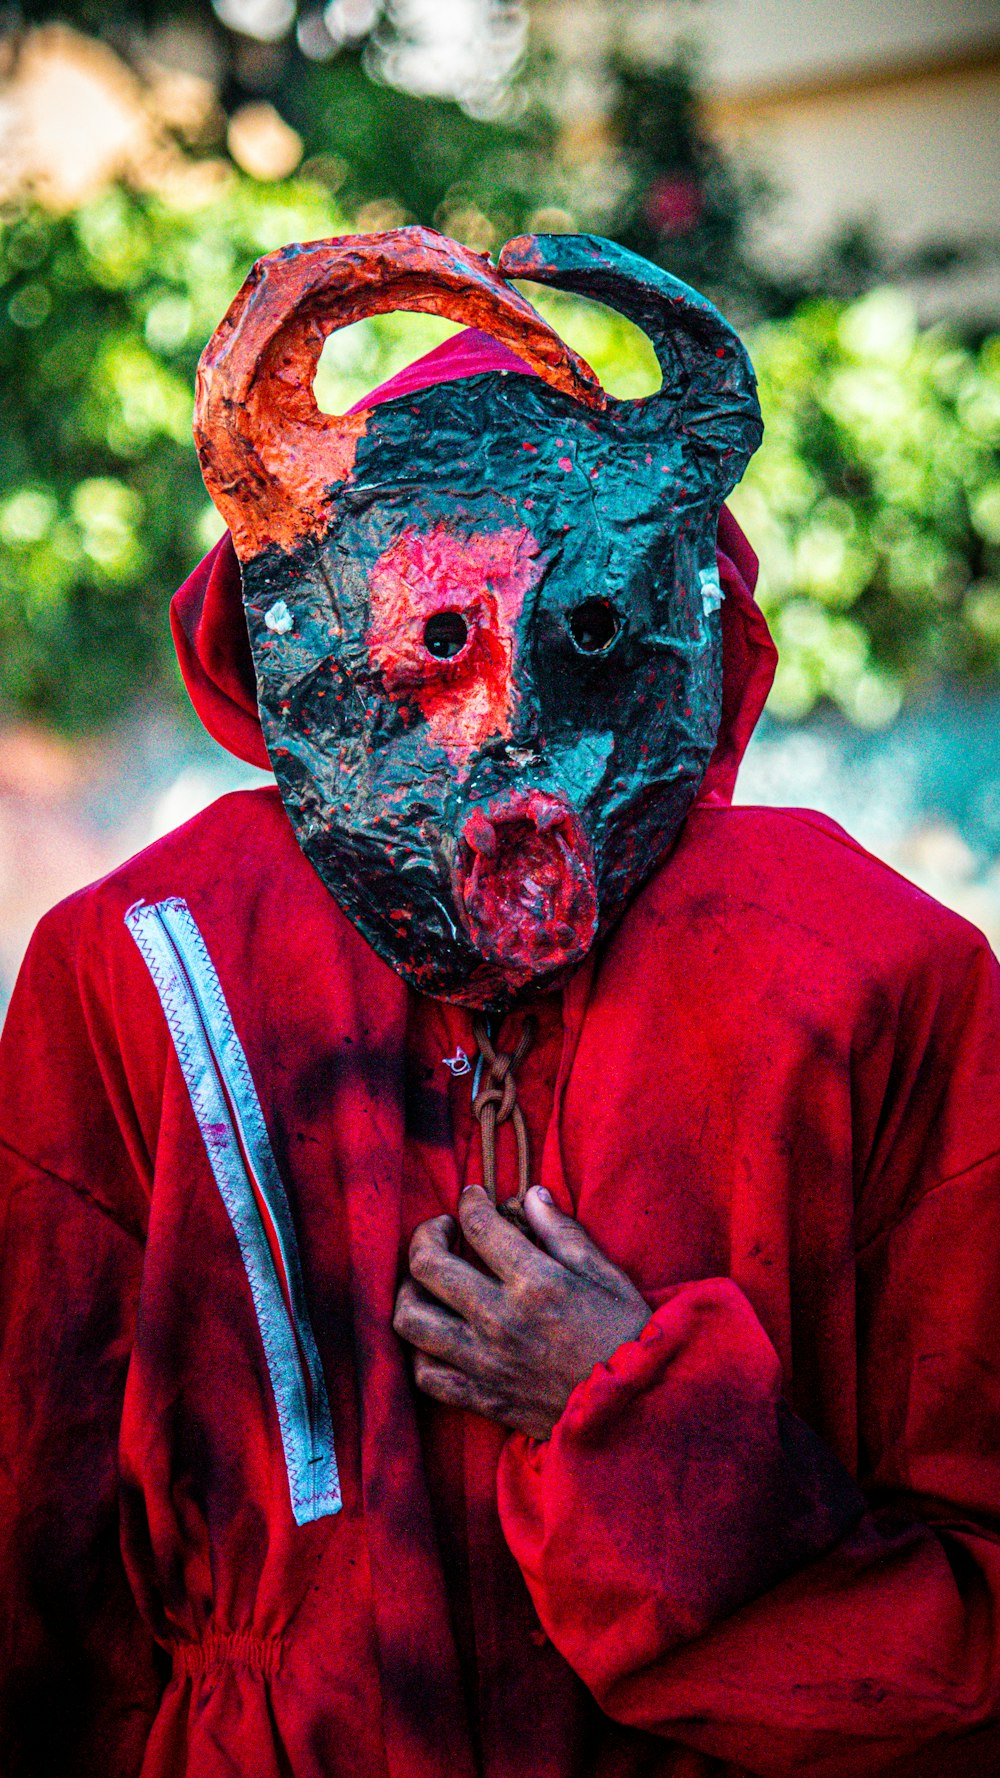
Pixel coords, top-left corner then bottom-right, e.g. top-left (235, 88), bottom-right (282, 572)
top-left (126, 896), bottom-right (341, 1526)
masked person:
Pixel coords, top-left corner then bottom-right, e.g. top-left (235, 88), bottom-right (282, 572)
top-left (1, 229), bottom-right (999, 1778)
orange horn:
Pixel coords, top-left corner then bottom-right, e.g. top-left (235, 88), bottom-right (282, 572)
top-left (194, 225), bottom-right (603, 561)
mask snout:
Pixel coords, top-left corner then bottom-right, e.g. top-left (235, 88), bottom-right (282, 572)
top-left (454, 789), bottom-right (598, 977)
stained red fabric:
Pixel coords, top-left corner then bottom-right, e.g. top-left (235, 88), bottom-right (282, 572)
top-left (3, 330), bottom-right (1000, 1778)
top-left (169, 530), bottom-right (268, 770)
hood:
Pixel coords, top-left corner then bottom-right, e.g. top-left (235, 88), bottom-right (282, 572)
top-left (171, 325), bottom-right (776, 806)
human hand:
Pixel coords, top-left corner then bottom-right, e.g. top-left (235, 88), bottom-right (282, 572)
top-left (393, 1185), bottom-right (652, 1441)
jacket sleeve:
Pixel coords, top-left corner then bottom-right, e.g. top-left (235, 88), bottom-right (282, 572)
top-left (497, 937), bottom-right (1000, 1778)
top-left (0, 901), bottom-right (163, 1778)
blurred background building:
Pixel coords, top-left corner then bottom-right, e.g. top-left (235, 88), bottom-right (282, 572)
top-left (538, 0), bottom-right (1000, 325)
top-left (1, 0), bottom-right (999, 1010)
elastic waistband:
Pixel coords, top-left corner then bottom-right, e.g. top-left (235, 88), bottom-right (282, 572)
top-left (171, 1631), bottom-right (284, 1677)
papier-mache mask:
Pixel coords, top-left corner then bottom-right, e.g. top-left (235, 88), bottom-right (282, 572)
top-left (194, 228), bottom-right (762, 1008)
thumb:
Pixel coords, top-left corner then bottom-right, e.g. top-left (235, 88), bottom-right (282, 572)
top-left (522, 1187), bottom-right (625, 1287)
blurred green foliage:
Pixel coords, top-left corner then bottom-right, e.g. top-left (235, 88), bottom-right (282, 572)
top-left (8, 4), bottom-right (765, 308)
top-left (0, 176), bottom-right (342, 726)
top-left (281, 48), bottom-right (553, 247)
top-left (729, 295), bottom-right (1000, 726)
top-left (0, 170), bottom-right (997, 734)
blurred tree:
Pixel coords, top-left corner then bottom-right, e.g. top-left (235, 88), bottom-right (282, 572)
top-left (10, 0), bottom-right (549, 242)
top-left (597, 53), bottom-right (771, 315)
top-left (0, 9), bottom-right (996, 736)
top-left (729, 293), bottom-right (1000, 726)
top-left (1, 164), bottom-right (996, 733)
top-left (277, 47), bottom-right (551, 249)
top-left (6, 0), bottom-right (946, 319)
top-left (0, 177), bottom-right (346, 727)
top-left (6, 2), bottom-right (764, 302)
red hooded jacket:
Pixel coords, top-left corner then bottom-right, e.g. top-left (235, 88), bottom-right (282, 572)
top-left (2, 335), bottom-right (1000, 1778)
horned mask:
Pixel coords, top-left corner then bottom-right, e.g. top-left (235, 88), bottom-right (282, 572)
top-left (194, 228), bottom-right (762, 1008)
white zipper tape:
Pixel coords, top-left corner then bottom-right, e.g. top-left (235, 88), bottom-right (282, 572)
top-left (126, 896), bottom-right (341, 1525)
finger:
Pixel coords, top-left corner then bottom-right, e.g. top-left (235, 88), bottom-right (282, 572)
top-left (409, 1215), bottom-right (501, 1322)
top-left (522, 1187), bottom-right (629, 1289)
top-left (411, 1352), bottom-right (498, 1416)
top-left (458, 1185), bottom-right (541, 1285)
top-left (410, 1212), bottom-right (457, 1252)
top-left (392, 1278), bottom-right (474, 1365)
top-left (413, 1355), bottom-right (541, 1439)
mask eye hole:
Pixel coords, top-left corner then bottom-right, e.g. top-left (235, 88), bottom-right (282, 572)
top-left (423, 610), bottom-right (469, 660)
top-left (568, 597), bottom-right (621, 654)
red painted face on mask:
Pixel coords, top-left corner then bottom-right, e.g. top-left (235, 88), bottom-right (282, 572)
top-left (366, 523), bottom-right (542, 764)
top-left (367, 523), bottom-right (599, 976)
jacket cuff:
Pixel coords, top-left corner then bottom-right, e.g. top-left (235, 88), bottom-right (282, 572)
top-left (497, 1278), bottom-right (865, 1698)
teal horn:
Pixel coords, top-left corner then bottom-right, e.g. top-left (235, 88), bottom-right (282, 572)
top-left (497, 232), bottom-right (763, 495)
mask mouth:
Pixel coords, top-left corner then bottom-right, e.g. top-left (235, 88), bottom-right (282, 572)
top-left (454, 789), bottom-right (598, 978)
